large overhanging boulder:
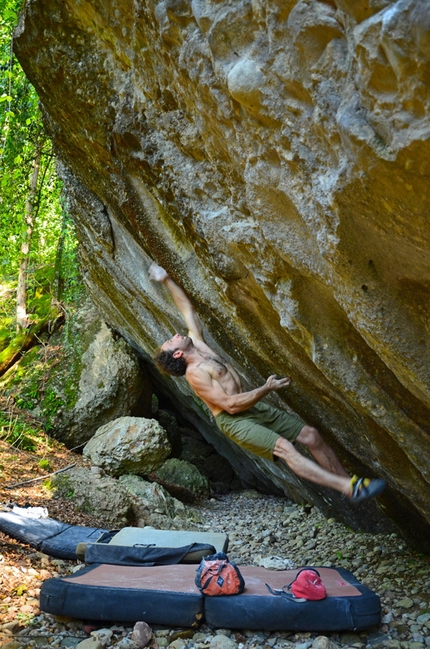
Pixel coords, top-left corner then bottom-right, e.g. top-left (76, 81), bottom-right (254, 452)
top-left (13, 0), bottom-right (430, 549)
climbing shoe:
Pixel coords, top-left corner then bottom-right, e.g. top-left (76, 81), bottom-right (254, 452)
top-left (349, 476), bottom-right (386, 504)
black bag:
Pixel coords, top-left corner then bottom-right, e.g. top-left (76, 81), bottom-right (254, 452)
top-left (84, 542), bottom-right (216, 566)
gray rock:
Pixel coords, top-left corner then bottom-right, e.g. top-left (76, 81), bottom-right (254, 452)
top-left (89, 630), bottom-right (113, 647)
top-left (50, 299), bottom-right (148, 448)
top-left (152, 458), bottom-right (210, 500)
top-left (367, 631), bottom-right (392, 646)
top-left (60, 638), bottom-right (84, 648)
top-left (397, 597), bottom-right (414, 609)
top-left (52, 466), bottom-right (134, 527)
top-left (75, 638), bottom-right (104, 649)
top-left (168, 640), bottom-right (187, 649)
top-left (417, 612), bottom-right (430, 624)
top-left (131, 621), bottom-right (152, 648)
top-left (209, 635), bottom-right (237, 649)
top-left (311, 638), bottom-right (338, 649)
top-left (83, 417), bottom-right (172, 477)
top-left (119, 474), bottom-right (186, 522)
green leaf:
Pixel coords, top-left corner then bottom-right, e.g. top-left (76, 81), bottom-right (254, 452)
top-left (0, 95), bottom-right (12, 102)
top-left (4, 9), bottom-right (17, 21)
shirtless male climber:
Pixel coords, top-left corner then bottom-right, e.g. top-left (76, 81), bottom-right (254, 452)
top-left (149, 262), bottom-right (386, 503)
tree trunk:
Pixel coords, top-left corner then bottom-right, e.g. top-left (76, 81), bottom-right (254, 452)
top-left (16, 141), bottom-right (43, 330)
top-left (52, 207), bottom-right (69, 302)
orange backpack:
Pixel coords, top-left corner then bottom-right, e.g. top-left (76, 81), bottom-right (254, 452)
top-left (195, 552), bottom-right (245, 596)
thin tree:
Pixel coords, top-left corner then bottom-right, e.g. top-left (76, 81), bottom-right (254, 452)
top-left (16, 136), bottom-right (44, 330)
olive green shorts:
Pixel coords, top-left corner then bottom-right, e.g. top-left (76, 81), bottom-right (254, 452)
top-left (215, 402), bottom-right (305, 461)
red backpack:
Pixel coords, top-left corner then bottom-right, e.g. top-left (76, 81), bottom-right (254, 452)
top-left (195, 552), bottom-right (245, 596)
top-left (288, 568), bottom-right (327, 600)
top-left (266, 568), bottom-right (326, 602)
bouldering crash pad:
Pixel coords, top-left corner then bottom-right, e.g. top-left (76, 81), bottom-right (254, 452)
top-left (0, 509), bottom-right (108, 560)
top-left (39, 563), bottom-right (380, 631)
top-left (0, 510), bottom-right (228, 564)
top-left (107, 526), bottom-right (228, 553)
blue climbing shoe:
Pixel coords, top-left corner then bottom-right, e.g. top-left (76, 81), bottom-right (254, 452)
top-left (349, 476), bottom-right (386, 504)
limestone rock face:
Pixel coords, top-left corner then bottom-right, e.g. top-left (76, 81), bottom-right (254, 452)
top-left (14, 0), bottom-right (430, 547)
top-left (83, 417), bottom-right (172, 476)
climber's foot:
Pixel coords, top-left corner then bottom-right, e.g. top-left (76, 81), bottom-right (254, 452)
top-left (349, 476), bottom-right (386, 504)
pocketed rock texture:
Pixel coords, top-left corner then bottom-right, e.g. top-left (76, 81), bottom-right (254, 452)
top-left (13, 1), bottom-right (430, 547)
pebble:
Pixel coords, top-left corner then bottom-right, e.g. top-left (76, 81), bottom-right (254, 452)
top-left (209, 635), bottom-right (237, 649)
top-left (397, 598), bottom-right (414, 609)
top-left (2, 492), bottom-right (430, 649)
top-left (311, 638), bottom-right (338, 649)
top-left (75, 638), bottom-right (104, 649)
top-left (169, 640), bottom-right (187, 649)
top-left (131, 622), bottom-right (152, 647)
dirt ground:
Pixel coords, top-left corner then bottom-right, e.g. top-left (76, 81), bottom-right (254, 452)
top-left (0, 434), bottom-right (106, 635)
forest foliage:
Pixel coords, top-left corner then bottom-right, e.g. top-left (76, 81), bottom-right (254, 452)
top-left (1, 0), bottom-right (82, 324)
top-left (1, 0), bottom-right (84, 447)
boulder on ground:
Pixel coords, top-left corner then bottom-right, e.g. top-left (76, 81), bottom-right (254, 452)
top-left (0, 298), bottom-right (152, 450)
top-left (83, 417), bottom-right (172, 477)
top-left (150, 458), bottom-right (210, 502)
top-left (52, 466), bottom-right (135, 528)
top-left (157, 408), bottom-right (237, 494)
top-left (46, 299), bottom-right (150, 448)
top-left (118, 474), bottom-right (186, 526)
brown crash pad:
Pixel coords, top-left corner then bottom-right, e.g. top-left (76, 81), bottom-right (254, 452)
top-left (40, 564), bottom-right (380, 630)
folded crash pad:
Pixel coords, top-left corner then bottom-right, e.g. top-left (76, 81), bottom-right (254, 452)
top-left (0, 510), bottom-right (108, 560)
top-left (39, 563), bottom-right (380, 631)
top-left (79, 526), bottom-right (228, 564)
top-left (0, 511), bottom-right (228, 564)
top-left (108, 526), bottom-right (229, 554)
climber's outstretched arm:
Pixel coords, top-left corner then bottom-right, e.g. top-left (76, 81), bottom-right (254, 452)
top-left (149, 262), bottom-right (204, 342)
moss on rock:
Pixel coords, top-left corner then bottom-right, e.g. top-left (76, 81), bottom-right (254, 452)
top-left (154, 458), bottom-right (210, 500)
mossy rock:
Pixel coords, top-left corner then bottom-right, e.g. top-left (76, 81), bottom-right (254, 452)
top-left (152, 458), bottom-right (210, 502)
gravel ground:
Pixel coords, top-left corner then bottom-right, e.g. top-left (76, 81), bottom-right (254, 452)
top-left (1, 490), bottom-right (429, 649)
